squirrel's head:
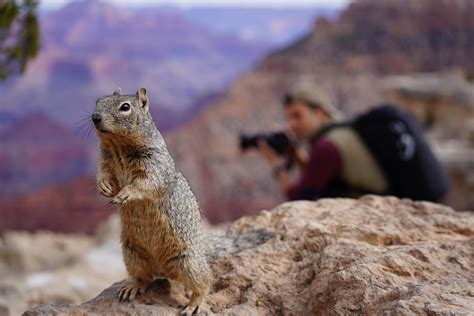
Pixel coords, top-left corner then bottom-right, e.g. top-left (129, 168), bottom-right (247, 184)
top-left (92, 87), bottom-right (152, 139)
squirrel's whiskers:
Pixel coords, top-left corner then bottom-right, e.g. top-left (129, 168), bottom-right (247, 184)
top-left (93, 87), bottom-right (212, 315)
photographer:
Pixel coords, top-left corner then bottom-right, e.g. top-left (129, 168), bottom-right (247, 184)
top-left (258, 88), bottom-right (389, 200)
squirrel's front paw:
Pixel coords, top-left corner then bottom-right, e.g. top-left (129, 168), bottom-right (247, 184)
top-left (111, 186), bottom-right (140, 205)
top-left (97, 179), bottom-right (114, 197)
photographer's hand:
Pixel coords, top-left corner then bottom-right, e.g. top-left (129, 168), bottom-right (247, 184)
top-left (258, 139), bottom-right (280, 167)
top-left (258, 140), bottom-right (294, 193)
top-left (288, 145), bottom-right (309, 171)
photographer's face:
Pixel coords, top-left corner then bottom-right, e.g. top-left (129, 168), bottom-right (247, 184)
top-left (285, 101), bottom-right (326, 140)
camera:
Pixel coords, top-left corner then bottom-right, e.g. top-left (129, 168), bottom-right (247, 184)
top-left (239, 131), bottom-right (291, 155)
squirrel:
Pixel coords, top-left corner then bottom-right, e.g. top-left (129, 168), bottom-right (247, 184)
top-left (92, 87), bottom-right (212, 315)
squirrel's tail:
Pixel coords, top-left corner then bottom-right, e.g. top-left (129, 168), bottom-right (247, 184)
top-left (203, 229), bottom-right (275, 261)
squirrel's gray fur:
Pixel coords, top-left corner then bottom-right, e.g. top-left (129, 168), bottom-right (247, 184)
top-left (93, 87), bottom-right (212, 315)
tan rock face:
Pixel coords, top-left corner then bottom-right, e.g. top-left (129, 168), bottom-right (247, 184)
top-left (22, 196), bottom-right (473, 315)
top-left (0, 215), bottom-right (126, 316)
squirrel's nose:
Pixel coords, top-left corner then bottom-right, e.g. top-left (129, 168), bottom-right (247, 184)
top-left (92, 113), bottom-right (102, 125)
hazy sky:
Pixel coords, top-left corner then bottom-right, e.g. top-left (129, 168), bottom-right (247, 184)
top-left (41, 0), bottom-right (352, 9)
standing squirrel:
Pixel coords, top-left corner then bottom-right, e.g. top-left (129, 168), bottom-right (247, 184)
top-left (92, 87), bottom-right (212, 315)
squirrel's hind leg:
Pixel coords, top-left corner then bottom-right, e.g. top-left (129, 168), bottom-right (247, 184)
top-left (168, 253), bottom-right (212, 315)
top-left (180, 291), bottom-right (206, 316)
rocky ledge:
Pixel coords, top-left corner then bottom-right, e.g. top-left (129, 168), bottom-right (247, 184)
top-left (24, 196), bottom-right (474, 315)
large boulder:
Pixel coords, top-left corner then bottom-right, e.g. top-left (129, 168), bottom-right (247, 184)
top-left (23, 196), bottom-right (473, 315)
top-left (0, 215), bottom-right (126, 316)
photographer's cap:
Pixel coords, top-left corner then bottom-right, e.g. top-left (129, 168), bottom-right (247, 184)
top-left (283, 87), bottom-right (344, 121)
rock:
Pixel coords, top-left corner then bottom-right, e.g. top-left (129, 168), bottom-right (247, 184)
top-left (0, 215), bottom-right (127, 316)
top-left (23, 196), bottom-right (474, 315)
top-left (0, 231), bottom-right (93, 274)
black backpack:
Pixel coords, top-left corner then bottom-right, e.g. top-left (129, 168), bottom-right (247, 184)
top-left (318, 104), bottom-right (449, 202)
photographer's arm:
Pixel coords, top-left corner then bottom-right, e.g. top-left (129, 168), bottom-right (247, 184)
top-left (287, 139), bottom-right (342, 200)
top-left (259, 139), bottom-right (342, 200)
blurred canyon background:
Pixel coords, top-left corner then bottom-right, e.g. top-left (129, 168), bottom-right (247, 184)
top-left (0, 0), bottom-right (341, 232)
top-left (0, 0), bottom-right (473, 313)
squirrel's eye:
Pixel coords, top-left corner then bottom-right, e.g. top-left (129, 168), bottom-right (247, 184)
top-left (119, 103), bottom-right (131, 111)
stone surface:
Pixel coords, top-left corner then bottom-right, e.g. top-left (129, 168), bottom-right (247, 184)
top-left (23, 196), bottom-right (474, 315)
top-left (0, 215), bottom-right (127, 316)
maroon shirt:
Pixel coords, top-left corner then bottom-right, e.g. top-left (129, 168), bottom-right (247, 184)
top-left (286, 139), bottom-right (342, 200)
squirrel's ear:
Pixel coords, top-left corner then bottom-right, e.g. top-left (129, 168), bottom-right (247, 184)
top-left (113, 87), bottom-right (122, 96)
top-left (136, 87), bottom-right (148, 108)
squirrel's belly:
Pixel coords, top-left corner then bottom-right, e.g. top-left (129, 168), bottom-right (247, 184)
top-left (119, 200), bottom-right (186, 263)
